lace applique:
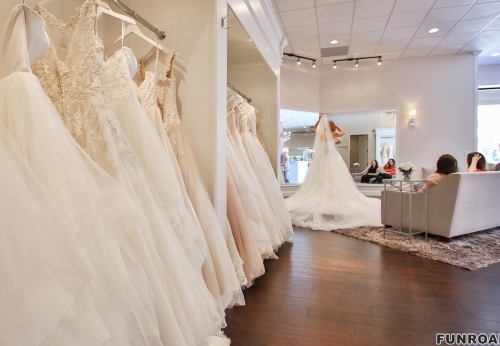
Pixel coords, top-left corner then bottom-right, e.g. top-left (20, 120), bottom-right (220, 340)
top-left (225, 229), bottom-right (247, 287)
top-left (164, 204), bottom-right (181, 231)
top-left (157, 76), bottom-right (181, 132)
top-left (103, 47), bottom-right (136, 100)
top-left (137, 71), bottom-right (159, 110)
top-left (32, 0), bottom-right (140, 169)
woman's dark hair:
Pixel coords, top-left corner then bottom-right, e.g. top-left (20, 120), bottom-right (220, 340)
top-left (467, 152), bottom-right (486, 170)
top-left (371, 160), bottom-right (379, 169)
top-left (436, 154), bottom-right (458, 175)
top-left (386, 159), bottom-right (395, 167)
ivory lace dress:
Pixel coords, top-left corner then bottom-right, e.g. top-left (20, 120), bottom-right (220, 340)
top-left (32, 2), bottom-right (226, 345)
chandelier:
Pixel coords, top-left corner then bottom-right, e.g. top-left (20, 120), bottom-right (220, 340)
top-left (280, 128), bottom-right (291, 142)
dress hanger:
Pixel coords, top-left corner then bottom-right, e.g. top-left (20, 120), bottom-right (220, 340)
top-left (110, 24), bottom-right (163, 51)
top-left (37, 0), bottom-right (136, 25)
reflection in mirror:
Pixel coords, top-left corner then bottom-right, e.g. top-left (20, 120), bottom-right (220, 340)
top-left (280, 109), bottom-right (397, 185)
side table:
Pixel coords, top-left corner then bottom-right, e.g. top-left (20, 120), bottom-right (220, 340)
top-left (383, 179), bottom-right (428, 243)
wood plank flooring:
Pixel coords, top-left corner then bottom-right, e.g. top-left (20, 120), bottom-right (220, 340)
top-left (223, 227), bottom-right (500, 346)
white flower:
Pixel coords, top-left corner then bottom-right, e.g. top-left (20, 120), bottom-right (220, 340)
top-left (353, 162), bottom-right (360, 167)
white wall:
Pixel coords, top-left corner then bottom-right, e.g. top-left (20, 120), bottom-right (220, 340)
top-left (284, 133), bottom-right (315, 149)
top-left (280, 53), bottom-right (477, 177)
top-left (478, 65), bottom-right (500, 86)
top-left (280, 59), bottom-right (319, 112)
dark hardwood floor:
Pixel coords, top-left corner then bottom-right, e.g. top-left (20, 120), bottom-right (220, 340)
top-left (223, 227), bottom-right (500, 346)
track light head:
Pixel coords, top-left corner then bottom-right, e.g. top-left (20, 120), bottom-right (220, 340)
top-left (355, 59), bottom-right (359, 67)
top-left (312, 61), bottom-right (316, 68)
top-left (378, 57), bottom-right (382, 65)
top-left (333, 61), bottom-right (337, 69)
top-left (297, 57), bottom-right (301, 65)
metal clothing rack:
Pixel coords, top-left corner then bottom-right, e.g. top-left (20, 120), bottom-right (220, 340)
top-left (227, 83), bottom-right (252, 103)
top-left (110, 0), bottom-right (166, 40)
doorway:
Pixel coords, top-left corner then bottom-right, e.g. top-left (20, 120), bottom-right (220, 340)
top-left (350, 134), bottom-right (369, 170)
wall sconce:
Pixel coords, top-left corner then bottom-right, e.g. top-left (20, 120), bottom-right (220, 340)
top-left (408, 109), bottom-right (416, 129)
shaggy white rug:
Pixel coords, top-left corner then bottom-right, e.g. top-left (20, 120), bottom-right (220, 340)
top-left (331, 226), bottom-right (500, 270)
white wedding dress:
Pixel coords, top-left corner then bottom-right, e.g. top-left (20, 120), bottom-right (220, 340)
top-left (1, 5), bottom-right (164, 345)
top-left (32, 1), bottom-right (226, 345)
top-left (286, 116), bottom-right (382, 231)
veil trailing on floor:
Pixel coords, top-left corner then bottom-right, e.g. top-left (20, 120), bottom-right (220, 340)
top-left (285, 115), bottom-right (382, 231)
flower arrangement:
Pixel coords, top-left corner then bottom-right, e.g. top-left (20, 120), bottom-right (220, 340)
top-left (398, 162), bottom-right (416, 180)
top-left (353, 162), bottom-right (360, 167)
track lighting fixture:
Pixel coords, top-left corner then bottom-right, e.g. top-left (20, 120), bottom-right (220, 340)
top-left (297, 57), bottom-right (301, 65)
top-left (283, 53), bottom-right (316, 68)
top-left (331, 56), bottom-right (382, 69)
top-left (312, 61), bottom-right (316, 68)
top-left (281, 57), bottom-right (283, 62)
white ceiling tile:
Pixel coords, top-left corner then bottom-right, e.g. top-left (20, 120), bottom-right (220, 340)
top-left (317, 2), bottom-right (355, 24)
top-left (478, 57), bottom-right (500, 65)
top-left (461, 40), bottom-right (498, 51)
top-left (319, 35), bottom-right (351, 48)
top-left (462, 2), bottom-right (500, 20)
top-left (393, 0), bottom-right (435, 14)
top-left (285, 25), bottom-right (319, 40)
top-left (348, 43), bottom-right (379, 56)
top-left (484, 18), bottom-right (500, 31)
top-left (471, 30), bottom-right (500, 43)
top-left (414, 22), bottom-right (456, 38)
top-left (322, 55), bottom-right (348, 65)
top-left (377, 50), bottom-right (403, 59)
top-left (280, 8), bottom-right (318, 28)
top-left (293, 48), bottom-right (322, 60)
top-left (354, 0), bottom-right (396, 19)
top-left (479, 48), bottom-right (500, 57)
top-left (318, 20), bottom-right (352, 36)
top-left (401, 47), bottom-right (433, 58)
top-left (382, 26), bottom-right (418, 41)
top-left (476, 0), bottom-right (500, 3)
top-left (407, 36), bottom-right (443, 49)
top-left (316, 0), bottom-right (354, 5)
top-left (423, 6), bottom-right (470, 25)
top-left (386, 10), bottom-right (428, 29)
top-left (352, 16), bottom-right (389, 33)
top-left (377, 39), bottom-right (410, 51)
top-left (434, 0), bottom-right (475, 8)
top-left (289, 38), bottom-right (320, 50)
top-left (274, 0), bottom-right (315, 12)
top-left (438, 32), bottom-right (477, 46)
top-left (350, 31), bottom-right (384, 45)
top-left (449, 18), bottom-right (494, 35)
top-left (430, 44), bottom-right (466, 55)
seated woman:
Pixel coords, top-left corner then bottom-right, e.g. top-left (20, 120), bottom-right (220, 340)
top-left (360, 160), bottom-right (381, 183)
top-left (467, 152), bottom-right (486, 172)
top-left (423, 154), bottom-right (458, 190)
top-left (375, 158), bottom-right (396, 183)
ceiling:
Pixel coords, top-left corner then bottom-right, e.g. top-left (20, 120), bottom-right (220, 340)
top-left (270, 0), bottom-right (500, 66)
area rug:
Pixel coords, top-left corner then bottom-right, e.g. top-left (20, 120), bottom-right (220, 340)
top-left (332, 226), bottom-right (500, 270)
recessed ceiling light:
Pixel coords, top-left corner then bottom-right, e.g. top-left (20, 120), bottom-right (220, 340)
top-left (330, 39), bottom-right (339, 45)
top-left (492, 53), bottom-right (500, 57)
top-left (428, 28), bottom-right (439, 34)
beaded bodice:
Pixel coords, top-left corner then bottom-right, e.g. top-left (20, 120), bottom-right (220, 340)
top-left (157, 76), bottom-right (181, 132)
top-left (103, 47), bottom-right (137, 101)
top-left (137, 71), bottom-right (159, 111)
top-left (32, 0), bottom-right (137, 167)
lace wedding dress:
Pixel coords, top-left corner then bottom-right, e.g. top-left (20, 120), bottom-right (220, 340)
top-left (32, 1), bottom-right (225, 345)
top-left (1, 5), bottom-right (164, 345)
top-left (238, 101), bottom-right (293, 242)
top-left (103, 45), bottom-right (236, 332)
top-left (151, 60), bottom-right (245, 308)
top-left (285, 115), bottom-right (382, 231)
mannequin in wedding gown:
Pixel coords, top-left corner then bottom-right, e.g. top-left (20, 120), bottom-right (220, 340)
top-left (285, 115), bottom-right (382, 231)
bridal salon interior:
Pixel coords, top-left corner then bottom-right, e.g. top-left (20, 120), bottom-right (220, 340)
top-left (1, 0), bottom-right (500, 345)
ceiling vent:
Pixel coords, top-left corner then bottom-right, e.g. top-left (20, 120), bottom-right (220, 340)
top-left (321, 46), bottom-right (349, 57)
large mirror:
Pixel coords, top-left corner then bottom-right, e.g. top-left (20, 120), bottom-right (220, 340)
top-left (280, 109), bottom-right (397, 185)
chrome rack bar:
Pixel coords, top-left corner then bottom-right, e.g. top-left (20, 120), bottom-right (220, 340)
top-left (110, 0), bottom-right (166, 40)
top-left (227, 82), bottom-right (252, 103)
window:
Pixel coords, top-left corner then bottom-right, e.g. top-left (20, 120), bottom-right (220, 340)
top-left (477, 88), bottom-right (500, 164)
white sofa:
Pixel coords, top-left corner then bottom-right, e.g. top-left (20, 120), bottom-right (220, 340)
top-left (381, 172), bottom-right (500, 238)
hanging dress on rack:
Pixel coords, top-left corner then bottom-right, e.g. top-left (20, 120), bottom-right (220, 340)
top-left (31, 1), bottom-right (225, 345)
top-left (150, 55), bottom-right (245, 308)
top-left (228, 90), bottom-right (285, 251)
top-left (0, 5), bottom-right (165, 346)
top-left (238, 102), bottom-right (293, 243)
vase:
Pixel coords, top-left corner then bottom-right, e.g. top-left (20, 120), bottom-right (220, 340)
top-left (403, 172), bottom-right (413, 181)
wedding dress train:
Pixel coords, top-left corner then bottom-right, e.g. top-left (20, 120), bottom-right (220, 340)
top-left (285, 115), bottom-right (382, 231)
